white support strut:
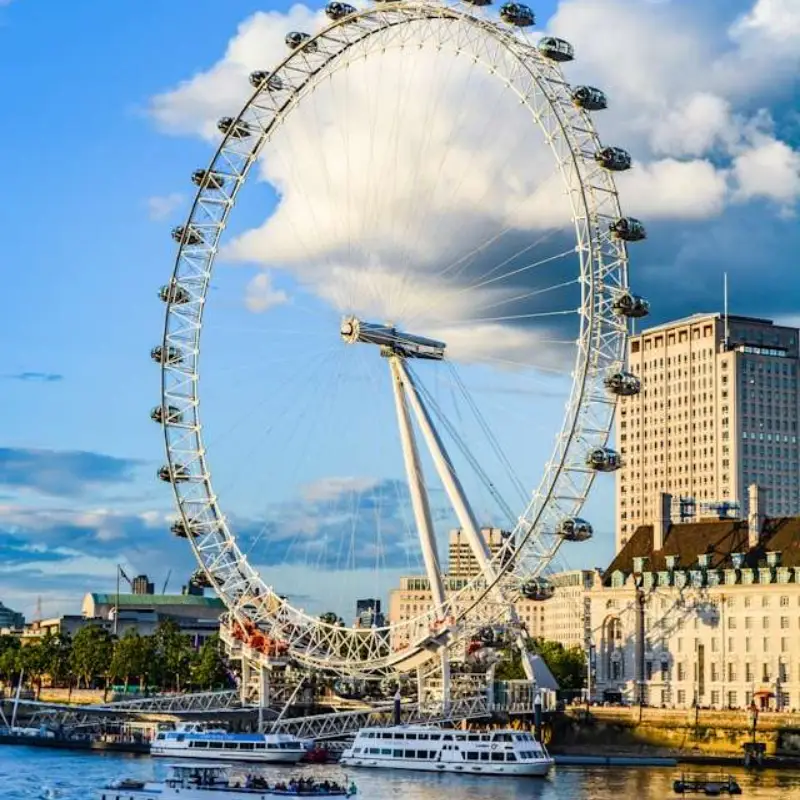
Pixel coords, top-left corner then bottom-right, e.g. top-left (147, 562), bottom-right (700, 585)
top-left (389, 355), bottom-right (451, 707)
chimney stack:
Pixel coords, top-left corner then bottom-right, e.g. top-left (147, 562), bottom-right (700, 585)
top-left (654, 492), bottom-right (672, 552)
top-left (748, 484), bottom-right (765, 549)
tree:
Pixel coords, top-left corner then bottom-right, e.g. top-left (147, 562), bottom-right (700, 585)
top-left (192, 635), bottom-right (230, 690)
top-left (17, 641), bottom-right (47, 699)
top-left (531, 639), bottom-right (586, 692)
top-left (319, 612), bottom-right (343, 626)
top-left (70, 624), bottom-right (113, 689)
top-left (111, 630), bottom-right (154, 693)
top-left (40, 631), bottom-right (72, 689)
top-left (0, 636), bottom-right (21, 686)
top-left (152, 620), bottom-right (192, 692)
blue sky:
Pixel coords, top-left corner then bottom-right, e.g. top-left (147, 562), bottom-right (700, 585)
top-left (1, 0), bottom-right (798, 621)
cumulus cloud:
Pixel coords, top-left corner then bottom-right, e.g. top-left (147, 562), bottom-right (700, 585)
top-left (0, 448), bottom-right (140, 497)
top-left (244, 272), bottom-right (288, 312)
top-left (732, 138), bottom-right (800, 205)
top-left (147, 192), bottom-right (185, 221)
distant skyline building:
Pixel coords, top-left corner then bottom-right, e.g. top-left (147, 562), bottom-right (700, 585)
top-left (132, 574), bottom-right (155, 595)
top-left (0, 600), bottom-right (25, 631)
top-left (448, 527), bottom-right (513, 579)
top-left (616, 312), bottom-right (800, 552)
top-left (355, 598), bottom-right (384, 628)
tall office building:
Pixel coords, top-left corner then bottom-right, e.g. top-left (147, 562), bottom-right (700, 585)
top-left (448, 528), bottom-right (512, 579)
top-left (616, 313), bottom-right (800, 552)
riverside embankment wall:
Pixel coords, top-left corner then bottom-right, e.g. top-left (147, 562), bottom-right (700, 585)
top-left (550, 706), bottom-right (800, 758)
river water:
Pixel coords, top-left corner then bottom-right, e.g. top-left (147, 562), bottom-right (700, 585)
top-left (4, 747), bottom-right (800, 799)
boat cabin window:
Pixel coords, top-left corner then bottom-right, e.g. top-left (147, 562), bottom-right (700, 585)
top-left (418, 734), bottom-right (428, 740)
top-left (224, 742), bottom-right (236, 749)
top-left (506, 753), bottom-right (517, 761)
top-left (443, 734), bottom-right (452, 740)
top-left (480, 752), bottom-right (489, 761)
top-left (491, 752), bottom-right (504, 762)
top-left (240, 743), bottom-right (254, 750)
top-left (479, 734), bottom-right (490, 741)
top-left (394, 733), bottom-right (405, 740)
top-left (468, 734), bottom-right (479, 741)
top-left (430, 734), bottom-right (441, 740)
top-left (156, 733), bottom-right (165, 740)
top-left (393, 749), bottom-right (403, 757)
top-left (381, 733), bottom-right (392, 739)
top-left (406, 733), bottom-right (417, 740)
top-left (467, 752), bottom-right (479, 761)
top-left (381, 748), bottom-right (391, 755)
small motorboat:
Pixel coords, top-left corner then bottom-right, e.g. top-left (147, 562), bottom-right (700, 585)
top-left (99, 764), bottom-right (357, 800)
top-left (673, 772), bottom-right (742, 795)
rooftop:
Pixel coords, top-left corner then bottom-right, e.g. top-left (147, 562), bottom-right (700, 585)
top-left (87, 593), bottom-right (225, 609)
top-left (605, 517), bottom-right (800, 584)
top-left (633, 312), bottom-right (791, 338)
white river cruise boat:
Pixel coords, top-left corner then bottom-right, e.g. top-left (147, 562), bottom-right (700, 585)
top-left (340, 725), bottom-right (553, 777)
top-left (99, 764), bottom-right (357, 800)
top-left (151, 723), bottom-right (309, 763)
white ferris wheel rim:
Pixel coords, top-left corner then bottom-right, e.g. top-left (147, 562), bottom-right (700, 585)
top-left (157, 0), bottom-right (631, 677)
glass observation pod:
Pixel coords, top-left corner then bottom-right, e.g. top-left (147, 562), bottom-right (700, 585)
top-left (249, 71), bottom-right (284, 91)
top-left (150, 404), bottom-right (183, 425)
top-left (158, 464), bottom-right (191, 483)
top-left (171, 225), bottom-right (203, 246)
top-left (476, 626), bottom-right (512, 647)
top-left (594, 147), bottom-right (632, 171)
top-left (521, 580), bottom-right (554, 601)
top-left (586, 447), bottom-right (622, 472)
top-left (609, 217), bottom-right (647, 242)
top-left (557, 517), bottom-right (593, 542)
top-left (612, 292), bottom-right (650, 319)
top-left (604, 371), bottom-right (641, 397)
top-left (191, 169), bottom-right (225, 191)
top-left (191, 569), bottom-right (213, 589)
top-left (538, 37), bottom-right (574, 62)
top-left (499, 3), bottom-right (535, 26)
top-left (285, 32), bottom-right (317, 52)
top-left (572, 86), bottom-right (607, 111)
top-left (217, 117), bottom-right (252, 139)
top-left (170, 520), bottom-right (198, 538)
top-left (158, 281), bottom-right (190, 305)
top-left (150, 345), bottom-right (183, 366)
top-left (325, 2), bottom-right (356, 19)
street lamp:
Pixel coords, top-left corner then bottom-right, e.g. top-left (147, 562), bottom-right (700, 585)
top-left (633, 574), bottom-right (646, 709)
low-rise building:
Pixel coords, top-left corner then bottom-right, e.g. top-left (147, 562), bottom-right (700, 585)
top-left (591, 491), bottom-right (800, 711)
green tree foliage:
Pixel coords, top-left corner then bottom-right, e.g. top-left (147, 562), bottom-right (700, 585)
top-left (492, 638), bottom-right (587, 690)
top-left (111, 630), bottom-right (155, 692)
top-left (41, 632), bottom-right (73, 688)
top-left (152, 620), bottom-right (193, 692)
top-left (16, 641), bottom-right (47, 698)
top-left (0, 636), bottom-right (21, 684)
top-left (70, 624), bottom-right (113, 689)
top-left (191, 635), bottom-right (230, 690)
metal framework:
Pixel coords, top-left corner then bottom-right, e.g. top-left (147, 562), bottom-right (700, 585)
top-left (155, 0), bottom-right (640, 696)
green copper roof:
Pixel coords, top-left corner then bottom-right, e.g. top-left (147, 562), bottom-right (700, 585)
top-left (89, 593), bottom-right (225, 609)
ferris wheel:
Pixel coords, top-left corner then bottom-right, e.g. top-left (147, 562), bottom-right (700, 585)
top-left (152, 0), bottom-right (648, 697)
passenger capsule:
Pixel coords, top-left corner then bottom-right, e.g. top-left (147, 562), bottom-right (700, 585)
top-left (538, 37), bottom-right (574, 62)
top-left (249, 70), bottom-right (284, 91)
top-left (594, 147), bottom-right (632, 172)
top-left (609, 217), bottom-right (646, 242)
top-left (150, 404), bottom-right (183, 424)
top-left (191, 169), bottom-right (225, 191)
top-left (150, 345), bottom-right (183, 366)
top-left (586, 446), bottom-right (622, 472)
top-left (499, 3), bottom-right (535, 26)
top-left (170, 519), bottom-right (198, 538)
top-left (557, 517), bottom-right (593, 542)
top-left (571, 86), bottom-right (607, 111)
top-left (217, 117), bottom-right (252, 139)
top-left (285, 32), bottom-right (317, 52)
top-left (521, 579), bottom-right (554, 601)
top-left (460, 0), bottom-right (492, 4)
top-left (158, 281), bottom-right (190, 305)
top-left (604, 370), bottom-right (641, 397)
top-left (325, 2), bottom-right (356, 18)
top-left (612, 293), bottom-right (650, 319)
top-left (190, 568), bottom-right (213, 589)
top-left (171, 225), bottom-right (204, 246)
top-left (158, 463), bottom-right (190, 483)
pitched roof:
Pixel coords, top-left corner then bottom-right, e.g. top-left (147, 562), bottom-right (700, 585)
top-left (604, 516), bottom-right (800, 584)
top-left (88, 593), bottom-right (225, 609)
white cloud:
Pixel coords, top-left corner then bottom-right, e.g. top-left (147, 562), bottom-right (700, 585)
top-left (147, 192), bottom-right (185, 221)
top-left (301, 476), bottom-right (380, 504)
top-left (732, 138), bottom-right (800, 205)
top-left (244, 272), bottom-right (289, 312)
top-left (148, 0), bottom-right (800, 367)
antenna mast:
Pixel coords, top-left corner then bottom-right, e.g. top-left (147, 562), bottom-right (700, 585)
top-left (723, 272), bottom-right (730, 349)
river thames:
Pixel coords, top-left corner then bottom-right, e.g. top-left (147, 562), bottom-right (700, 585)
top-left (5, 748), bottom-right (800, 799)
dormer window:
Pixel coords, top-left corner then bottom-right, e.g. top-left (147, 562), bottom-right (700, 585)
top-left (767, 551), bottom-right (781, 567)
top-left (698, 554), bottom-right (711, 569)
top-left (633, 557), bottom-right (648, 573)
top-left (666, 555), bottom-right (679, 571)
top-left (732, 553), bottom-right (745, 569)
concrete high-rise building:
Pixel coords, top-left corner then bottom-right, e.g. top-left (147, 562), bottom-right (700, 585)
top-left (448, 527), bottom-right (512, 579)
top-left (616, 313), bottom-right (800, 552)
top-left (132, 574), bottom-right (155, 595)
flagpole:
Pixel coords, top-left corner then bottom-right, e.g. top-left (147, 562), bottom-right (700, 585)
top-left (115, 564), bottom-right (120, 636)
